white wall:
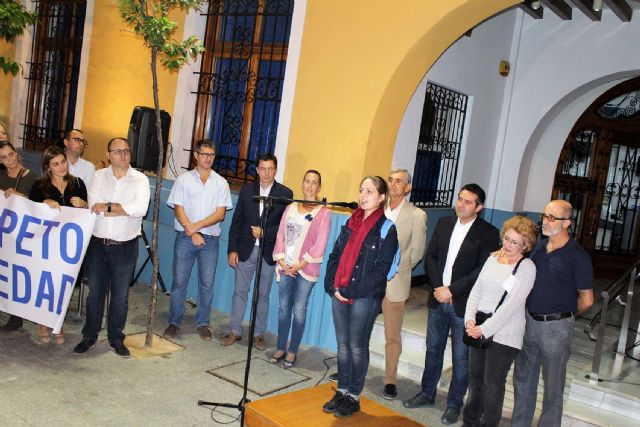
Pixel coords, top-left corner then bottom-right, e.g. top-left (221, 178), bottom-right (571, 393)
top-left (397, 6), bottom-right (640, 212)
top-left (492, 8), bottom-right (640, 211)
top-left (394, 8), bottom-right (517, 202)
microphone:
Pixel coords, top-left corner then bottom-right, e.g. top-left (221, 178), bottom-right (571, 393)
top-left (252, 195), bottom-right (266, 202)
top-left (327, 201), bottom-right (359, 209)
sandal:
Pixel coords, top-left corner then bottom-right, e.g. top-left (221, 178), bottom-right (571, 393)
top-left (53, 328), bottom-right (65, 345)
top-left (38, 325), bottom-right (51, 344)
top-left (283, 353), bottom-right (296, 368)
top-left (269, 350), bottom-right (286, 364)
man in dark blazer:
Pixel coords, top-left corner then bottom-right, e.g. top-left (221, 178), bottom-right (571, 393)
top-left (219, 154), bottom-right (293, 351)
top-left (404, 183), bottom-right (500, 425)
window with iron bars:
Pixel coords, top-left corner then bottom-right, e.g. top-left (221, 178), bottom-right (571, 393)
top-left (410, 82), bottom-right (468, 208)
top-left (22, 0), bottom-right (86, 151)
top-left (191, 0), bottom-right (293, 186)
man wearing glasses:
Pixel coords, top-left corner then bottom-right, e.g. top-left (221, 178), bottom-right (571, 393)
top-left (163, 139), bottom-right (232, 341)
top-left (512, 200), bottom-right (594, 427)
top-left (404, 183), bottom-right (500, 425)
top-left (73, 137), bottom-right (150, 357)
top-left (63, 129), bottom-right (95, 188)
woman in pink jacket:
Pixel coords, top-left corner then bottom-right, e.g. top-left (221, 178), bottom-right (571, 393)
top-left (271, 170), bottom-right (331, 367)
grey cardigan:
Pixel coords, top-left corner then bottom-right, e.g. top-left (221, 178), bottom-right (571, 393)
top-left (464, 255), bottom-right (536, 349)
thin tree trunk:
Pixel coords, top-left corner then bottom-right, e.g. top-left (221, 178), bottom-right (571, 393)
top-left (145, 45), bottom-right (164, 348)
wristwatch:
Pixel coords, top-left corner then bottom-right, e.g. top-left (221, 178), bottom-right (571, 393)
top-left (107, 202), bottom-right (112, 213)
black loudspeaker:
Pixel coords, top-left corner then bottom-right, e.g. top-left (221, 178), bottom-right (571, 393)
top-left (127, 106), bottom-right (171, 172)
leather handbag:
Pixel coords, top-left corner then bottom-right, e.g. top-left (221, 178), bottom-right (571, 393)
top-left (463, 257), bottom-right (525, 349)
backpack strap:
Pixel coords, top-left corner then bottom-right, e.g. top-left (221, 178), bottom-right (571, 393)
top-left (381, 219), bottom-right (401, 281)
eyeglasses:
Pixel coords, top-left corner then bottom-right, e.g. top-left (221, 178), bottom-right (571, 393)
top-left (196, 152), bottom-right (215, 159)
top-left (0, 150), bottom-right (16, 162)
top-left (109, 149), bottom-right (131, 156)
top-left (503, 235), bottom-right (523, 247)
top-left (540, 213), bottom-right (571, 223)
top-left (70, 137), bottom-right (88, 146)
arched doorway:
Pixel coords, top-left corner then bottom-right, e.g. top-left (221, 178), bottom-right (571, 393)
top-left (553, 76), bottom-right (640, 276)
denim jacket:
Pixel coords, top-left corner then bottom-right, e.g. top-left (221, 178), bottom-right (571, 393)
top-left (324, 214), bottom-right (399, 300)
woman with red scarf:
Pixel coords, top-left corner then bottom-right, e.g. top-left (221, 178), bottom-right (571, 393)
top-left (322, 176), bottom-right (399, 418)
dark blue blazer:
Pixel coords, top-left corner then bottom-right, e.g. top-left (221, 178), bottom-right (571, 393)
top-left (227, 180), bottom-right (293, 266)
top-left (424, 215), bottom-right (500, 317)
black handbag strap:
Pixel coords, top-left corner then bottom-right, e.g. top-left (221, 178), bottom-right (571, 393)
top-left (493, 257), bottom-right (526, 312)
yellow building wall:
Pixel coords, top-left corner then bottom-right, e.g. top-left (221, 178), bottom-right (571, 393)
top-left (0, 40), bottom-right (15, 125)
top-left (284, 0), bottom-right (520, 201)
top-left (80, 2), bottom-right (186, 165)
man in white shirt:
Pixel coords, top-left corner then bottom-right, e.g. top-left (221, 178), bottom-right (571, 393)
top-left (64, 129), bottom-right (95, 188)
top-left (73, 137), bottom-right (150, 358)
top-left (163, 140), bottom-right (232, 341)
top-left (403, 184), bottom-right (500, 425)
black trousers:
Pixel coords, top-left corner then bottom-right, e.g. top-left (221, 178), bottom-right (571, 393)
top-left (462, 341), bottom-right (519, 427)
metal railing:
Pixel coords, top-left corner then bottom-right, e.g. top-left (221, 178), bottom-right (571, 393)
top-left (585, 259), bottom-right (640, 383)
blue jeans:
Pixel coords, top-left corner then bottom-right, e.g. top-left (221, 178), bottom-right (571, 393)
top-left (230, 246), bottom-right (276, 336)
top-left (332, 296), bottom-right (381, 396)
top-left (82, 238), bottom-right (138, 344)
top-left (276, 273), bottom-right (315, 354)
top-left (168, 231), bottom-right (219, 327)
top-left (512, 312), bottom-right (574, 427)
top-left (420, 303), bottom-right (469, 409)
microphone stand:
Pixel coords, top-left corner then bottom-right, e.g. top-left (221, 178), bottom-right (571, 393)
top-left (197, 195), bottom-right (355, 425)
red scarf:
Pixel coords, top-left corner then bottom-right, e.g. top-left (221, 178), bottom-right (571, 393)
top-left (334, 207), bottom-right (384, 302)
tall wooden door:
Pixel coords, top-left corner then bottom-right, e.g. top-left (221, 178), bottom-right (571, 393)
top-left (553, 78), bottom-right (640, 276)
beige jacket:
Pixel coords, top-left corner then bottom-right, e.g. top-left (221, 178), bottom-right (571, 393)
top-left (385, 201), bottom-right (427, 302)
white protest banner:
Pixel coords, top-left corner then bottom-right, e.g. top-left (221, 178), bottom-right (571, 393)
top-left (0, 194), bottom-right (95, 334)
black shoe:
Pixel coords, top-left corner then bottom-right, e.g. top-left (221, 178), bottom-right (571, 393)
top-left (334, 394), bottom-right (360, 418)
top-left (1, 315), bottom-right (23, 331)
top-left (163, 324), bottom-right (178, 338)
top-left (441, 407), bottom-right (460, 425)
top-left (110, 341), bottom-right (131, 358)
top-left (73, 338), bottom-right (96, 354)
top-left (328, 372), bottom-right (338, 382)
top-left (383, 384), bottom-right (397, 400)
top-left (403, 392), bottom-right (435, 408)
top-left (323, 389), bottom-right (346, 413)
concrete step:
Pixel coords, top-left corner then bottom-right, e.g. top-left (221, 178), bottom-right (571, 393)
top-left (369, 319), bottom-right (453, 388)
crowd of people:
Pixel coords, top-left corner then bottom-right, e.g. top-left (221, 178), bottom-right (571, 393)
top-left (0, 124), bottom-right (595, 425)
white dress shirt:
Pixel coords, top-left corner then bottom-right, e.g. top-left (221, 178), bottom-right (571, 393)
top-left (88, 166), bottom-right (150, 241)
top-left (167, 168), bottom-right (232, 236)
top-left (385, 198), bottom-right (405, 223)
top-left (68, 157), bottom-right (95, 188)
top-left (255, 182), bottom-right (273, 246)
top-left (442, 217), bottom-right (475, 286)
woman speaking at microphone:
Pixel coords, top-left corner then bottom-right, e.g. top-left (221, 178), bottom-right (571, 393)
top-left (322, 176), bottom-right (399, 418)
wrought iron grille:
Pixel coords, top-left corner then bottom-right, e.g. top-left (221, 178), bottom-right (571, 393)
top-left (22, 0), bottom-right (86, 151)
top-left (597, 144), bottom-right (640, 254)
top-left (597, 90), bottom-right (640, 119)
top-left (562, 128), bottom-right (597, 177)
top-left (410, 82), bottom-right (468, 208)
top-left (191, 0), bottom-right (293, 184)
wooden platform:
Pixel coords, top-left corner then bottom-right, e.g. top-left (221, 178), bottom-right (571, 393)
top-left (245, 383), bottom-right (425, 427)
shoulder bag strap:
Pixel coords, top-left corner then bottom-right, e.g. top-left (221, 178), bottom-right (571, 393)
top-left (13, 168), bottom-right (26, 190)
top-left (494, 257), bottom-right (526, 312)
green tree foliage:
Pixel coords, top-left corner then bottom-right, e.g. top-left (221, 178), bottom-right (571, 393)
top-left (0, 0), bottom-right (37, 75)
top-left (119, 0), bottom-right (205, 347)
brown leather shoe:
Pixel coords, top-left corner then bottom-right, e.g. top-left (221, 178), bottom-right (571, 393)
top-left (253, 335), bottom-right (266, 351)
top-left (163, 324), bottom-right (178, 339)
top-left (219, 332), bottom-right (241, 346)
top-left (198, 326), bottom-right (212, 341)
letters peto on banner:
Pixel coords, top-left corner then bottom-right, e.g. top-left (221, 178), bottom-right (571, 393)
top-left (0, 194), bottom-right (96, 334)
